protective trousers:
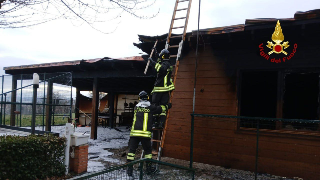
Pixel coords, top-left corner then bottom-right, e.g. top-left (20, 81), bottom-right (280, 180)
top-left (152, 92), bottom-right (170, 128)
top-left (126, 137), bottom-right (153, 176)
top-left (127, 137), bottom-right (152, 162)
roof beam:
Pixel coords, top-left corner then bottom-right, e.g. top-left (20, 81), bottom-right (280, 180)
top-left (72, 70), bottom-right (155, 79)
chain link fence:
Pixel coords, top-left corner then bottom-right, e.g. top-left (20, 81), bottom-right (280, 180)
top-left (0, 73), bottom-right (73, 130)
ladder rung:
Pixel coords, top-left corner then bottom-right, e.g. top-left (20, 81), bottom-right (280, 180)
top-left (152, 150), bottom-right (158, 155)
top-left (174, 17), bottom-right (186, 20)
top-left (169, 45), bottom-right (179, 48)
top-left (178, 0), bottom-right (189, 2)
top-left (170, 35), bottom-right (183, 39)
top-left (171, 55), bottom-right (177, 58)
top-left (151, 139), bottom-right (161, 143)
top-left (176, 8), bottom-right (188, 11)
top-left (171, 26), bottom-right (184, 29)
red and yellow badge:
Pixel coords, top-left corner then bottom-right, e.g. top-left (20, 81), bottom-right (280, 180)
top-left (259, 20), bottom-right (297, 63)
top-left (266, 20), bottom-right (290, 55)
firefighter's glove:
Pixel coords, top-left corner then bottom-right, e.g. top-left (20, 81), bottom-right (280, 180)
top-left (152, 47), bottom-right (158, 56)
top-left (148, 57), bottom-right (155, 62)
top-left (166, 103), bottom-right (172, 110)
top-left (148, 57), bottom-right (156, 66)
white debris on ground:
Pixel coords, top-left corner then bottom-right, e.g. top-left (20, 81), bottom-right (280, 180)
top-left (0, 127), bottom-right (30, 136)
top-left (35, 125), bottom-right (131, 173)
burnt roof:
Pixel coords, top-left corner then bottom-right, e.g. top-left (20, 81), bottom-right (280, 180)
top-left (4, 9), bottom-right (320, 93)
top-left (193, 9), bottom-right (320, 34)
top-left (4, 56), bottom-right (155, 94)
top-left (134, 9), bottom-right (320, 54)
top-left (4, 56), bottom-right (144, 74)
top-left (191, 24), bottom-right (245, 35)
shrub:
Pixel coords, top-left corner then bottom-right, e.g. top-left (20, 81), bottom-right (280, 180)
top-left (0, 134), bottom-right (66, 180)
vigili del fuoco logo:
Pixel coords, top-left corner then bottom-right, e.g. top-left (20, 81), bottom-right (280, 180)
top-left (259, 20), bottom-right (298, 63)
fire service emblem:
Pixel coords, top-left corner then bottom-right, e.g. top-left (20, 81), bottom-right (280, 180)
top-left (259, 20), bottom-right (297, 63)
top-left (266, 20), bottom-right (289, 55)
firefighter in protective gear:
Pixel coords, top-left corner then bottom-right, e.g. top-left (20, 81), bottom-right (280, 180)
top-left (148, 49), bottom-right (175, 129)
top-left (126, 91), bottom-right (171, 177)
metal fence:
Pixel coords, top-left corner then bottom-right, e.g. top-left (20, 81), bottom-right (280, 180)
top-left (69, 158), bottom-right (195, 180)
top-left (0, 73), bottom-right (73, 130)
top-left (190, 114), bottom-right (320, 180)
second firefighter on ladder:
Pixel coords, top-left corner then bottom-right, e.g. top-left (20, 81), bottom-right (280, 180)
top-left (148, 49), bottom-right (175, 129)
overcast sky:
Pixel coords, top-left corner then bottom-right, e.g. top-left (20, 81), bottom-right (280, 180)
top-left (0, 0), bottom-right (319, 75)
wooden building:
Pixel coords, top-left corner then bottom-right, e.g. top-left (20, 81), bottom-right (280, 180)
top-left (134, 9), bottom-right (320, 180)
top-left (3, 9), bottom-right (320, 179)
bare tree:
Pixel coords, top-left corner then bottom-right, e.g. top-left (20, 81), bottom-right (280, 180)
top-left (0, 0), bottom-right (158, 31)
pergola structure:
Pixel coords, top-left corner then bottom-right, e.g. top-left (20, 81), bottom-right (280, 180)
top-left (4, 56), bottom-right (156, 139)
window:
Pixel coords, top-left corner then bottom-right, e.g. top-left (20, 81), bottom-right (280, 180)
top-left (239, 70), bottom-right (320, 131)
top-left (239, 71), bottom-right (278, 129)
top-left (282, 73), bottom-right (319, 131)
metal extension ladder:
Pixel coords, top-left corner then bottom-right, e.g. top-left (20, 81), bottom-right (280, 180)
top-left (151, 0), bottom-right (193, 163)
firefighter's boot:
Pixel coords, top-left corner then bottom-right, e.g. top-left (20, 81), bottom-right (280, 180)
top-left (152, 115), bottom-right (159, 129)
top-left (158, 115), bottom-right (166, 129)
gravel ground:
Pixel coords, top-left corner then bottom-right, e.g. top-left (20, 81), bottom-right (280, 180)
top-left (100, 145), bottom-right (302, 180)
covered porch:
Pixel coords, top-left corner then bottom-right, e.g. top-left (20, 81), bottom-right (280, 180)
top-left (3, 56), bottom-right (156, 139)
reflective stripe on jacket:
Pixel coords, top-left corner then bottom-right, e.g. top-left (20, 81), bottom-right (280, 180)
top-left (130, 101), bottom-right (163, 138)
top-left (152, 61), bottom-right (175, 93)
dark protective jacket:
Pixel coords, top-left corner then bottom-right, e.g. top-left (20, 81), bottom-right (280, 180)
top-left (151, 59), bottom-right (175, 93)
top-left (130, 100), bottom-right (168, 138)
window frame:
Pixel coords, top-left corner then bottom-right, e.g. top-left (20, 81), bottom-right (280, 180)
top-left (237, 68), bottom-right (320, 135)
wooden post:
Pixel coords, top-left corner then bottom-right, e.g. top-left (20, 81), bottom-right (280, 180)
top-left (31, 83), bottom-right (39, 134)
top-left (108, 92), bottom-right (114, 128)
top-left (10, 75), bottom-right (17, 126)
top-left (115, 94), bottom-right (118, 125)
top-left (236, 69), bottom-right (242, 130)
top-left (46, 80), bottom-right (53, 131)
top-left (91, 77), bottom-right (99, 140)
top-left (75, 88), bottom-right (80, 120)
top-left (276, 71), bottom-right (284, 130)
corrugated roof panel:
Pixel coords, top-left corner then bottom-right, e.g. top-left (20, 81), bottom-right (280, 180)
top-left (4, 60), bottom-right (82, 70)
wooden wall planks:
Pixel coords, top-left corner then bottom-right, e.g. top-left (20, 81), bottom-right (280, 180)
top-left (163, 45), bottom-right (320, 180)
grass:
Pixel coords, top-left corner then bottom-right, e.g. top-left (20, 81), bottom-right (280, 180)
top-left (0, 113), bottom-right (75, 127)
